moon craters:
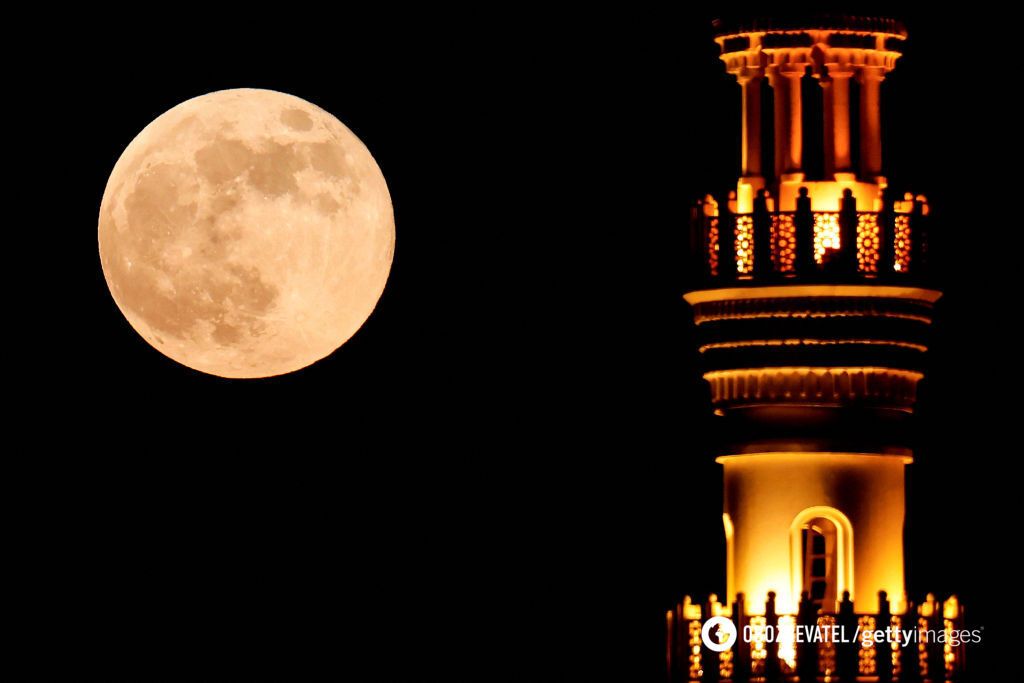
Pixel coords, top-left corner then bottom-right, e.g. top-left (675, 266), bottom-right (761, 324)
top-left (99, 88), bottom-right (394, 378)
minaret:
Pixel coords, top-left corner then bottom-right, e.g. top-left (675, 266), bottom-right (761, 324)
top-left (670, 13), bottom-right (964, 682)
top-left (671, 17), bottom-right (966, 679)
top-left (663, 13), bottom-right (974, 679)
top-left (690, 12), bottom-right (928, 616)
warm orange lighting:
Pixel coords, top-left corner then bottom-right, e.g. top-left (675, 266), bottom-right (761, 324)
top-left (688, 619), bottom-right (702, 678)
top-left (943, 595), bottom-right (960, 619)
top-left (695, 309), bottom-right (933, 324)
top-left (698, 338), bottom-right (927, 353)
top-left (944, 618), bottom-right (958, 674)
top-left (720, 452), bottom-right (909, 614)
top-left (777, 615), bottom-right (797, 671)
top-left (813, 212), bottom-right (841, 263)
top-left (818, 614), bottom-right (837, 676)
top-left (856, 213), bottom-right (881, 274)
top-left (671, 14), bottom-right (961, 680)
top-left (707, 217), bottom-right (720, 276)
top-left (683, 284), bottom-right (942, 305)
top-left (894, 215), bottom-right (912, 272)
top-left (891, 615), bottom-right (903, 675)
top-left (703, 367), bottom-right (924, 412)
top-left (894, 194), bottom-right (915, 213)
top-left (790, 506), bottom-right (855, 611)
top-left (918, 616), bottom-right (930, 673)
top-left (775, 179), bottom-right (882, 213)
top-left (749, 616), bottom-right (767, 671)
top-left (735, 215), bottom-right (754, 274)
top-left (685, 284), bottom-right (941, 325)
top-left (723, 514), bottom-right (735, 605)
top-left (716, 452), bottom-right (914, 465)
top-left (681, 596), bottom-right (702, 620)
top-left (858, 615), bottom-right (878, 675)
top-left (737, 178), bottom-right (883, 214)
top-left (771, 214), bottom-right (796, 273)
top-left (919, 593), bottom-right (937, 618)
top-left (719, 646), bottom-right (734, 679)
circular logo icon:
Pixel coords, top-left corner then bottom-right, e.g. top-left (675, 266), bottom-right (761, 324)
top-left (701, 615), bottom-right (737, 652)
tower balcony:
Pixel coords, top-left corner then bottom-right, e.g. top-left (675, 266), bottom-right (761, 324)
top-left (683, 188), bottom-right (940, 456)
top-left (687, 189), bottom-right (932, 289)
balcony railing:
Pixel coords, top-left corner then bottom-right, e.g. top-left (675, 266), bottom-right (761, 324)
top-left (688, 190), bottom-right (933, 288)
top-left (666, 590), bottom-right (966, 682)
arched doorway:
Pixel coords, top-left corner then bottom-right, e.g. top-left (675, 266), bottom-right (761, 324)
top-left (789, 507), bottom-right (853, 613)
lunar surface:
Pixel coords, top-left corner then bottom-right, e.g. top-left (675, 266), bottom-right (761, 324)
top-left (99, 89), bottom-right (394, 378)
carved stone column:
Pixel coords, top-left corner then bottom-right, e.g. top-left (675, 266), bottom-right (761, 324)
top-left (858, 65), bottom-right (886, 180)
top-left (768, 63), bottom-right (806, 178)
top-left (821, 64), bottom-right (855, 177)
top-left (736, 66), bottom-right (765, 179)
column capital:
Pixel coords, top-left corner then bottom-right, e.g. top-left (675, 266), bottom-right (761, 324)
top-left (722, 51), bottom-right (765, 78)
top-left (767, 62), bottom-right (807, 85)
top-left (856, 65), bottom-right (887, 84)
top-left (822, 63), bottom-right (856, 81)
top-left (734, 66), bottom-right (765, 85)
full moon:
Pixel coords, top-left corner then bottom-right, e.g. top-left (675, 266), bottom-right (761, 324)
top-left (99, 88), bottom-right (394, 378)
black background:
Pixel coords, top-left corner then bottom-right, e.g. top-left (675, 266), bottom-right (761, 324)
top-left (14, 5), bottom-right (1016, 679)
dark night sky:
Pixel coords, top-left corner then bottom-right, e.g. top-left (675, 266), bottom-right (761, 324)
top-left (11, 5), bottom-right (1015, 679)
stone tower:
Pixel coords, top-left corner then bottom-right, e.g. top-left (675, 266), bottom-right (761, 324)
top-left (669, 13), bottom-right (965, 682)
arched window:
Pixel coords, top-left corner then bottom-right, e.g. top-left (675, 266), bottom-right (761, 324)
top-left (802, 519), bottom-right (837, 610)
top-left (789, 507), bottom-right (853, 613)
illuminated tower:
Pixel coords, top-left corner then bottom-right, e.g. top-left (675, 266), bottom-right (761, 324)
top-left (669, 14), bottom-right (964, 681)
